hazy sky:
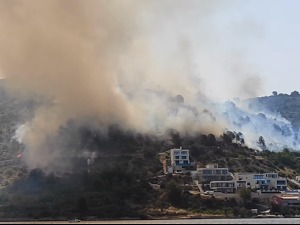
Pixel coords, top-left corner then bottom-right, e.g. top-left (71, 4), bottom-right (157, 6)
top-left (137, 0), bottom-right (300, 101)
top-left (0, 0), bottom-right (299, 101)
top-left (214, 0), bottom-right (300, 98)
top-left (252, 0), bottom-right (300, 97)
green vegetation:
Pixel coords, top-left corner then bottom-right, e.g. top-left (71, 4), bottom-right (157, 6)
top-left (260, 149), bottom-right (300, 175)
top-left (239, 188), bottom-right (252, 206)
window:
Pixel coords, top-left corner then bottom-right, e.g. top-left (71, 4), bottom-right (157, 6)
top-left (277, 180), bottom-right (286, 185)
top-left (268, 174), bottom-right (278, 178)
top-left (175, 156), bottom-right (180, 159)
top-left (203, 170), bottom-right (213, 175)
top-left (183, 160), bottom-right (189, 165)
top-left (254, 175), bottom-right (264, 179)
top-left (216, 170), bottom-right (221, 175)
top-left (222, 170), bottom-right (228, 175)
top-left (181, 156), bottom-right (187, 159)
top-left (181, 151), bottom-right (188, 155)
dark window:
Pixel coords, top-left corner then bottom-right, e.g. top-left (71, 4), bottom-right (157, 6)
top-left (277, 180), bottom-right (286, 185)
top-left (203, 170), bottom-right (213, 175)
top-left (222, 170), bottom-right (228, 175)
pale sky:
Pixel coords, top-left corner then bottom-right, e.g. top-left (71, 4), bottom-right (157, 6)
top-left (142, 0), bottom-right (300, 101)
top-left (214, 0), bottom-right (300, 98)
top-left (249, 0), bottom-right (300, 97)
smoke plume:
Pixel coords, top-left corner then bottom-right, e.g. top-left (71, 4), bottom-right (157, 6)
top-left (0, 0), bottom-right (294, 170)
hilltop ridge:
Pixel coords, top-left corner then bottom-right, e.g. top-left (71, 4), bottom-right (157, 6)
top-left (245, 91), bottom-right (300, 130)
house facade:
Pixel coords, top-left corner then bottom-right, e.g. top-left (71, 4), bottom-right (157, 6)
top-left (192, 165), bottom-right (288, 194)
top-left (271, 193), bottom-right (300, 209)
top-left (234, 172), bottom-right (287, 191)
top-left (159, 147), bottom-right (191, 174)
top-left (170, 147), bottom-right (190, 167)
top-left (195, 164), bottom-right (233, 182)
top-left (209, 180), bottom-right (237, 193)
top-left (209, 179), bottom-right (247, 193)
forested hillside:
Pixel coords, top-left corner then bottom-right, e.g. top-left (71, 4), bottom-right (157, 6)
top-left (0, 82), bottom-right (300, 220)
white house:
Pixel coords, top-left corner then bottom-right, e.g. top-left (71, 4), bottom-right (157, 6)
top-left (168, 147), bottom-right (191, 173)
top-left (195, 164), bottom-right (233, 182)
top-left (234, 172), bottom-right (287, 191)
top-left (210, 180), bottom-right (237, 193)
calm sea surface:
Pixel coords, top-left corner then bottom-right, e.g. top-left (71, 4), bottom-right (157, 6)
top-left (2, 218), bottom-right (300, 224)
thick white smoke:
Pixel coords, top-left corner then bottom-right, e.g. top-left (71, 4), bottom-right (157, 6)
top-left (0, 0), bottom-right (295, 170)
top-left (216, 100), bottom-right (299, 151)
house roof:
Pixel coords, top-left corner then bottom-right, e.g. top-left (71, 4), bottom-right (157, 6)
top-left (273, 194), bottom-right (300, 200)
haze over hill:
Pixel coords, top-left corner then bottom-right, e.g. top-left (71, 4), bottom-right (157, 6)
top-left (1, 76), bottom-right (300, 172)
top-left (0, 1), bottom-right (299, 172)
top-left (246, 91), bottom-right (300, 130)
top-left (2, 79), bottom-right (300, 219)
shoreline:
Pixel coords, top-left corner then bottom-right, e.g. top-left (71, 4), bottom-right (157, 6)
top-left (0, 214), bottom-right (298, 223)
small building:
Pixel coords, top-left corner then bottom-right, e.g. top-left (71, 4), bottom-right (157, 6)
top-left (159, 147), bottom-right (191, 174)
top-left (209, 179), bottom-right (247, 194)
top-left (170, 147), bottom-right (190, 167)
top-left (234, 172), bottom-right (287, 191)
top-left (195, 164), bottom-right (233, 182)
top-left (166, 147), bottom-right (191, 173)
top-left (271, 193), bottom-right (300, 209)
top-left (210, 180), bottom-right (236, 193)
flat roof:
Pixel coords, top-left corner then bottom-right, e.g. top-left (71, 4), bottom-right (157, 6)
top-left (274, 194), bottom-right (300, 200)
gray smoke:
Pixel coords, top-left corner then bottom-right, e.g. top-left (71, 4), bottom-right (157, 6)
top-left (0, 0), bottom-right (292, 170)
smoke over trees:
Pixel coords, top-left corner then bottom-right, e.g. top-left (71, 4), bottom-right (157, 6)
top-left (0, 1), bottom-right (299, 170)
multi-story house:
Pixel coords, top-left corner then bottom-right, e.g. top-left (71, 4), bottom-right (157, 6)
top-left (209, 180), bottom-right (237, 193)
top-left (195, 164), bottom-right (233, 182)
top-left (159, 147), bottom-right (192, 174)
top-left (170, 147), bottom-right (190, 167)
top-left (234, 172), bottom-right (287, 191)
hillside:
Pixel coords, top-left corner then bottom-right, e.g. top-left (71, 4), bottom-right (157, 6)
top-left (246, 91), bottom-right (300, 130)
top-left (0, 126), bottom-right (299, 220)
top-left (0, 80), bottom-right (40, 187)
top-left (0, 83), bottom-right (300, 219)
